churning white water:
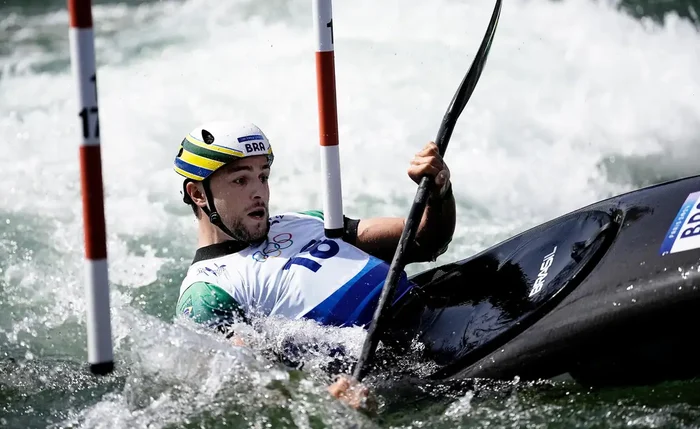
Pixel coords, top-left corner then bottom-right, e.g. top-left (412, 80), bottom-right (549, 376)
top-left (1, 0), bottom-right (699, 427)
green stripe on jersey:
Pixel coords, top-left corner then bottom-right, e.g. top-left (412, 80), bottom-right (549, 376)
top-left (176, 281), bottom-right (247, 327)
top-left (299, 210), bottom-right (324, 220)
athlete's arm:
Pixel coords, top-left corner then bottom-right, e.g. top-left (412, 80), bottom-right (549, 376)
top-left (349, 187), bottom-right (455, 264)
top-left (347, 142), bottom-right (456, 264)
top-left (175, 281), bottom-right (248, 338)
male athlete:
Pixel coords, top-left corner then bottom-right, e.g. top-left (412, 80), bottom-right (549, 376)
top-left (173, 120), bottom-right (456, 409)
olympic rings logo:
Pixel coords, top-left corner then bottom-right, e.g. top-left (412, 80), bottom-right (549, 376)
top-left (252, 233), bottom-right (294, 261)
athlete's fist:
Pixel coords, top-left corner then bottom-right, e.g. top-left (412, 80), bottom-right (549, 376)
top-left (327, 374), bottom-right (376, 412)
top-left (407, 141), bottom-right (451, 198)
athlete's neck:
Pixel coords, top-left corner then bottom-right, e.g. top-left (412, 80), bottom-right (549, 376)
top-left (197, 218), bottom-right (237, 247)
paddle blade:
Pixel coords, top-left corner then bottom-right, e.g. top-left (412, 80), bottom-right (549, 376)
top-left (435, 0), bottom-right (502, 156)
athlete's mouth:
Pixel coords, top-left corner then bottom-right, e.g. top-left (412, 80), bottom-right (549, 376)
top-left (247, 208), bottom-right (266, 220)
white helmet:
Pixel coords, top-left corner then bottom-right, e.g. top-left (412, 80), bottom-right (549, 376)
top-left (174, 121), bottom-right (274, 182)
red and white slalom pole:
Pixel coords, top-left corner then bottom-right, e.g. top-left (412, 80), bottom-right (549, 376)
top-left (313, 0), bottom-right (344, 238)
top-left (68, 0), bottom-right (113, 375)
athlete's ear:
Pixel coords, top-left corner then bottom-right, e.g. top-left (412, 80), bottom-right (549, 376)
top-left (186, 181), bottom-right (208, 209)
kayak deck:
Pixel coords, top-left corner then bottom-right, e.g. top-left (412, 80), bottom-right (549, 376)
top-left (387, 174), bottom-right (700, 387)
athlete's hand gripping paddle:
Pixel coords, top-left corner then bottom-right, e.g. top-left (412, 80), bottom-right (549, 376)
top-left (352, 0), bottom-right (503, 382)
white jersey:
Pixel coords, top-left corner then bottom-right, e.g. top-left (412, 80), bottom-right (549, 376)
top-left (176, 210), bottom-right (414, 328)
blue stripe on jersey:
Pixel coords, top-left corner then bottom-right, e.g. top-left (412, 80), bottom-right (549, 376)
top-left (303, 257), bottom-right (415, 328)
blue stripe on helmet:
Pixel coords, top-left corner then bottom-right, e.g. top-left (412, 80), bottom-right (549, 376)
top-left (175, 157), bottom-right (214, 180)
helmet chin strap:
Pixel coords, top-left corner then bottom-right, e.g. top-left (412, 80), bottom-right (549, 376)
top-left (200, 178), bottom-right (244, 242)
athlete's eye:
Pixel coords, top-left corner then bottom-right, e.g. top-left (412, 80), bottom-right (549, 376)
top-left (260, 174), bottom-right (270, 183)
top-left (232, 177), bottom-right (246, 185)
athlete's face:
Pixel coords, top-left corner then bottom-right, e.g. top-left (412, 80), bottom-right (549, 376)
top-left (206, 156), bottom-right (271, 242)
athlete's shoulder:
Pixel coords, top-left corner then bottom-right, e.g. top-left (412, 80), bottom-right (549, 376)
top-left (176, 279), bottom-right (247, 329)
top-left (269, 210), bottom-right (360, 244)
top-left (295, 210), bottom-right (325, 221)
top-left (176, 257), bottom-right (248, 326)
top-left (270, 210), bottom-right (325, 222)
top-left (178, 259), bottom-right (229, 295)
top-left (267, 210), bottom-right (326, 231)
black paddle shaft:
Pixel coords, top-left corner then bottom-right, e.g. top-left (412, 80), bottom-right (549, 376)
top-left (353, 0), bottom-right (503, 382)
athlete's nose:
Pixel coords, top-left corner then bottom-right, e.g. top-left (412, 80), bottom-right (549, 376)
top-left (250, 178), bottom-right (266, 200)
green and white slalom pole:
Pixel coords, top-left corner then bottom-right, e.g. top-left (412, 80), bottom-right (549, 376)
top-left (313, 0), bottom-right (344, 238)
top-left (68, 0), bottom-right (114, 375)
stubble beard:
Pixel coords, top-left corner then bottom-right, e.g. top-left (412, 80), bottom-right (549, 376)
top-left (227, 215), bottom-right (270, 244)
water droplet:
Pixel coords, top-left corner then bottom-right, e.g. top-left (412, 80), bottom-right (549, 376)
top-left (4, 219), bottom-right (9, 224)
top-left (631, 299), bottom-right (637, 303)
top-left (627, 285), bottom-right (634, 290)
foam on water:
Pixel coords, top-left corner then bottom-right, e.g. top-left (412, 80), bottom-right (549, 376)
top-left (1, 0), bottom-right (699, 426)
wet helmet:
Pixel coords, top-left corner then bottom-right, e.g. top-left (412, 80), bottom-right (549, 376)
top-left (174, 121), bottom-right (274, 182)
top-left (173, 121), bottom-right (274, 239)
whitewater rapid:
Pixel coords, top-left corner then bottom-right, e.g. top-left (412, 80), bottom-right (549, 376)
top-left (1, 0), bottom-right (699, 427)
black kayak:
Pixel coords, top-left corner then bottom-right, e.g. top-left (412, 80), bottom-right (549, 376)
top-left (385, 174), bottom-right (700, 387)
